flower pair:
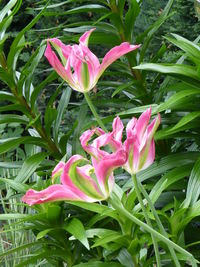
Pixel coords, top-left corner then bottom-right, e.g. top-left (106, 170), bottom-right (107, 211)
top-left (22, 109), bottom-right (160, 206)
top-left (45, 28), bottom-right (140, 92)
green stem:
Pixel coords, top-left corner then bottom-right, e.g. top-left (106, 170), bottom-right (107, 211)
top-left (132, 174), bottom-right (161, 267)
top-left (137, 179), bottom-right (181, 267)
top-left (108, 194), bottom-right (198, 267)
top-left (84, 92), bottom-right (107, 132)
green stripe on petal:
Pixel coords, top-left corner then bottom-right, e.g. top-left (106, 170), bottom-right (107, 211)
top-left (81, 62), bottom-right (90, 91)
top-left (69, 160), bottom-right (104, 200)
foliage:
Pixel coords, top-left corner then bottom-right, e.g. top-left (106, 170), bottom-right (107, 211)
top-left (0, 0), bottom-right (200, 266)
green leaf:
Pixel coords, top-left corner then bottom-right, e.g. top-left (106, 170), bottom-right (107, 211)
top-left (36, 228), bottom-right (54, 240)
top-left (0, 178), bottom-right (28, 193)
top-left (0, 114), bottom-right (28, 125)
top-left (156, 112), bottom-right (200, 139)
top-left (165, 34), bottom-right (200, 64)
top-left (0, 241), bottom-right (44, 258)
top-left (0, 137), bottom-right (47, 155)
top-left (0, 0), bottom-right (18, 22)
top-left (53, 87), bottom-right (72, 143)
top-left (124, 0), bottom-right (140, 42)
top-left (184, 158), bottom-right (200, 207)
top-left (149, 165), bottom-right (192, 205)
top-left (7, 2), bottom-right (48, 70)
top-left (31, 71), bottom-right (58, 109)
top-left (134, 63), bottom-right (200, 81)
top-left (123, 152), bottom-right (200, 190)
top-left (138, 0), bottom-right (174, 62)
top-left (73, 262), bottom-right (125, 267)
top-left (17, 43), bottom-right (46, 97)
top-left (64, 218), bottom-right (89, 249)
top-left (15, 152), bottom-right (48, 183)
top-left (91, 231), bottom-right (126, 248)
top-left (44, 4), bottom-right (109, 16)
top-left (157, 89), bottom-right (200, 112)
top-left (0, 213), bottom-right (28, 220)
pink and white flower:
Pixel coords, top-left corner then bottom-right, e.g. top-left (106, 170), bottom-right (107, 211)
top-left (45, 29), bottom-right (140, 92)
top-left (22, 149), bottom-right (127, 206)
top-left (80, 108), bottom-right (161, 175)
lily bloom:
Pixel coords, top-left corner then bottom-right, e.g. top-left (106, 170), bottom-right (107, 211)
top-left (22, 150), bottom-right (127, 206)
top-left (123, 108), bottom-right (161, 174)
top-left (81, 108), bottom-right (160, 175)
top-left (45, 28), bottom-right (140, 93)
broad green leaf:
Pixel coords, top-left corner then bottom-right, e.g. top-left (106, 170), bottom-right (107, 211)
top-left (112, 81), bottom-right (134, 98)
top-left (124, 0), bottom-right (140, 42)
top-left (0, 0), bottom-right (17, 22)
top-left (123, 152), bottom-right (200, 190)
top-left (53, 87), bottom-right (72, 143)
top-left (157, 89), bottom-right (200, 112)
top-left (0, 241), bottom-right (44, 258)
top-left (0, 213), bottom-right (28, 220)
top-left (118, 104), bottom-right (158, 116)
top-left (17, 43), bottom-right (46, 98)
top-left (64, 218), bottom-right (89, 249)
top-left (0, 137), bottom-right (47, 155)
top-left (91, 231), bottom-right (127, 248)
top-left (68, 201), bottom-right (110, 214)
top-left (165, 34), bottom-right (200, 63)
top-left (184, 158), bottom-right (200, 207)
top-left (0, 114), bottom-right (28, 125)
top-left (0, 161), bottom-right (22, 168)
top-left (0, 91), bottom-right (15, 102)
top-left (44, 4), bottom-right (109, 16)
top-left (0, 67), bottom-right (15, 88)
top-left (31, 71), bottom-right (58, 109)
top-left (149, 165), bottom-right (192, 204)
top-left (134, 63), bottom-right (200, 81)
top-left (15, 152), bottom-right (48, 183)
top-left (7, 2), bottom-right (48, 70)
top-left (36, 228), bottom-right (54, 240)
top-left (156, 112), bottom-right (200, 139)
top-left (0, 178), bottom-right (28, 193)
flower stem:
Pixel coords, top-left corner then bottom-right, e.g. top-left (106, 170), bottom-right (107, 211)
top-left (137, 179), bottom-right (181, 267)
top-left (108, 194), bottom-right (198, 267)
top-left (132, 174), bottom-right (161, 267)
top-left (84, 92), bottom-right (107, 132)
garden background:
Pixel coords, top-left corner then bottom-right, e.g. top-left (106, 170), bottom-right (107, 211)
top-left (1, 0), bottom-right (200, 266)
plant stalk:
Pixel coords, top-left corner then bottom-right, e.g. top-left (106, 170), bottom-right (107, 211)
top-left (108, 195), bottom-right (198, 267)
top-left (84, 92), bottom-right (107, 132)
top-left (137, 179), bottom-right (181, 267)
top-left (132, 174), bottom-right (161, 267)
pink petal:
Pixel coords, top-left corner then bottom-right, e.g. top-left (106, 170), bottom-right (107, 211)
top-left (98, 43), bottom-right (140, 77)
top-left (80, 129), bottom-right (98, 157)
top-left (140, 139), bottom-right (155, 171)
top-left (52, 161), bottom-right (65, 179)
top-left (92, 149), bottom-right (127, 196)
top-left (45, 42), bottom-right (75, 88)
top-left (126, 117), bottom-right (137, 138)
top-left (124, 136), bottom-right (140, 174)
top-left (47, 38), bottom-right (72, 60)
top-left (135, 108), bottom-right (152, 142)
top-left (21, 184), bottom-right (91, 206)
top-left (79, 28), bottom-right (95, 46)
top-left (112, 116), bottom-right (124, 142)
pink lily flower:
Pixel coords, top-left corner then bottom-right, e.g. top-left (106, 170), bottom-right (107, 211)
top-left (44, 29), bottom-right (140, 92)
top-left (81, 108), bottom-right (160, 175)
top-left (22, 149), bottom-right (127, 206)
top-left (123, 108), bottom-right (161, 174)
